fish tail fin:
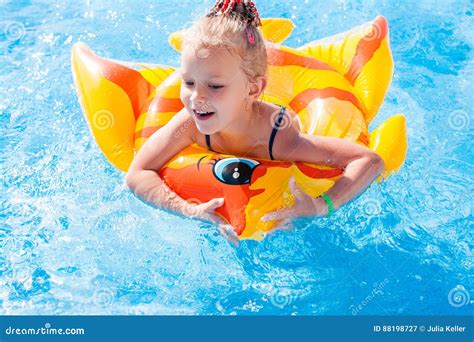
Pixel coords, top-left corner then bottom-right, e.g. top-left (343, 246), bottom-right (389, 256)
top-left (369, 114), bottom-right (407, 180)
top-left (71, 43), bottom-right (173, 171)
top-left (298, 16), bottom-right (393, 123)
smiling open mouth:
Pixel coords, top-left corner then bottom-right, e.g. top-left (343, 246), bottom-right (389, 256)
top-left (193, 109), bottom-right (216, 119)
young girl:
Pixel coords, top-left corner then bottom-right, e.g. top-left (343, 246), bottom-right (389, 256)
top-left (125, 0), bottom-right (384, 236)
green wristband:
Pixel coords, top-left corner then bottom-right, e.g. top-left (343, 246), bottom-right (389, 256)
top-left (320, 193), bottom-right (335, 217)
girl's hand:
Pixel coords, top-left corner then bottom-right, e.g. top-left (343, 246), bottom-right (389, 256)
top-left (188, 197), bottom-right (225, 224)
top-left (261, 177), bottom-right (328, 222)
top-left (189, 198), bottom-right (240, 246)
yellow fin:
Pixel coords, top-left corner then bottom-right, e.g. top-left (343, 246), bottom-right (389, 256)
top-left (369, 114), bottom-right (407, 180)
top-left (135, 63), bottom-right (175, 88)
top-left (298, 16), bottom-right (393, 123)
top-left (72, 43), bottom-right (135, 172)
top-left (260, 18), bottom-right (294, 44)
top-left (168, 30), bottom-right (185, 53)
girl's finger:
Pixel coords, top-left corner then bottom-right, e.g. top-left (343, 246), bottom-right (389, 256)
top-left (205, 197), bottom-right (225, 210)
top-left (289, 177), bottom-right (313, 204)
top-left (288, 177), bottom-right (302, 198)
top-left (279, 218), bottom-right (294, 231)
top-left (208, 213), bottom-right (225, 225)
top-left (222, 224), bottom-right (238, 238)
top-left (217, 224), bottom-right (240, 247)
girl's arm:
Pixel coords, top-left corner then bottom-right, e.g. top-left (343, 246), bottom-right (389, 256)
top-left (125, 109), bottom-right (224, 222)
top-left (273, 130), bottom-right (385, 214)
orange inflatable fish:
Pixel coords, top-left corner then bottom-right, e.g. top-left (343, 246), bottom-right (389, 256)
top-left (71, 16), bottom-right (407, 240)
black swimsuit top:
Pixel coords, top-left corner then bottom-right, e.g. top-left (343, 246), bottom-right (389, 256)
top-left (205, 105), bottom-right (286, 160)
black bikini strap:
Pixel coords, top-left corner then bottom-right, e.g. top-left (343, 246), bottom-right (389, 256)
top-left (205, 134), bottom-right (214, 152)
top-left (268, 106), bottom-right (286, 160)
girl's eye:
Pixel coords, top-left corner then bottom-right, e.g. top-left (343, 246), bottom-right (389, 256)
top-left (184, 81), bottom-right (194, 87)
top-left (209, 85), bottom-right (224, 90)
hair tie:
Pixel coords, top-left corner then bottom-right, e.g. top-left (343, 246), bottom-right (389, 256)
top-left (207, 0), bottom-right (262, 27)
top-left (245, 26), bottom-right (255, 45)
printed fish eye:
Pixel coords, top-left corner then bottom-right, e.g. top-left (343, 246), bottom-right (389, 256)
top-left (212, 158), bottom-right (260, 185)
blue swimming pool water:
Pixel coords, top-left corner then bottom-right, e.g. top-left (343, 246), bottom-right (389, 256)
top-left (1, 0), bottom-right (472, 315)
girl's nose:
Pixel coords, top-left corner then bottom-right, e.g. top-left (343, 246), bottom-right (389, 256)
top-left (190, 85), bottom-right (207, 103)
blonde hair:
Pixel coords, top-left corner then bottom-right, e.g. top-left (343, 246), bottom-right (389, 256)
top-left (182, 3), bottom-right (267, 83)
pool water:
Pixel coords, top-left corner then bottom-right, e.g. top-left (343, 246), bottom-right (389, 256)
top-left (1, 0), bottom-right (472, 315)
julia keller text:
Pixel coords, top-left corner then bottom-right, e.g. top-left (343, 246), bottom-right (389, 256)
top-left (427, 325), bottom-right (466, 333)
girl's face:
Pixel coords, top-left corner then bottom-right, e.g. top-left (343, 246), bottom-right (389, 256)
top-left (180, 46), bottom-right (250, 135)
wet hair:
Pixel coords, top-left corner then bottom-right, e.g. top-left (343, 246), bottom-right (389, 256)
top-left (182, 0), bottom-right (267, 83)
